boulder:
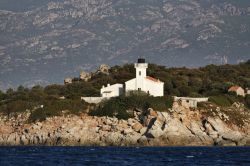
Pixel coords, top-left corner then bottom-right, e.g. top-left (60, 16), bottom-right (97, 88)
top-left (222, 131), bottom-right (243, 142)
top-left (147, 128), bottom-right (165, 138)
top-left (140, 127), bottom-right (147, 135)
top-left (138, 136), bottom-right (148, 145)
top-left (123, 132), bottom-right (141, 145)
top-left (188, 121), bottom-right (213, 144)
top-left (128, 118), bottom-right (135, 126)
top-left (101, 125), bottom-right (111, 132)
top-left (104, 132), bottom-right (122, 145)
top-left (99, 64), bottom-right (110, 74)
top-left (207, 117), bottom-right (230, 134)
top-left (147, 108), bottom-right (158, 117)
top-left (80, 71), bottom-right (91, 81)
top-left (217, 139), bottom-right (237, 146)
top-left (6, 133), bottom-right (16, 145)
top-left (123, 128), bottom-right (134, 135)
top-left (146, 117), bottom-right (166, 138)
top-left (132, 123), bottom-right (143, 132)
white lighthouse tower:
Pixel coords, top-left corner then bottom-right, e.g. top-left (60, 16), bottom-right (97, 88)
top-left (135, 58), bottom-right (148, 91)
top-left (125, 59), bottom-right (164, 97)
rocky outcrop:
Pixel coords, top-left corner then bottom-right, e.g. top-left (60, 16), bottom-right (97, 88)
top-left (99, 64), bottom-right (110, 74)
top-left (80, 71), bottom-right (91, 81)
top-left (0, 102), bottom-right (250, 146)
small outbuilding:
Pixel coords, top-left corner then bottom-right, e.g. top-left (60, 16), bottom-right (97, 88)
top-left (228, 86), bottom-right (245, 97)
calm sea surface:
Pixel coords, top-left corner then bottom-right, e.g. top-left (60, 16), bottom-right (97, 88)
top-left (0, 147), bottom-right (250, 166)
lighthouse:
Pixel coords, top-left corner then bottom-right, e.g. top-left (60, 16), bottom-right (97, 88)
top-left (125, 59), bottom-right (164, 97)
top-left (135, 58), bottom-right (148, 91)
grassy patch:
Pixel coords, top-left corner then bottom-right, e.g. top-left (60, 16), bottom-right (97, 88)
top-left (208, 95), bottom-right (240, 107)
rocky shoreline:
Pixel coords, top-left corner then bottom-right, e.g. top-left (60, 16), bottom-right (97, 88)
top-left (1, 102), bottom-right (250, 146)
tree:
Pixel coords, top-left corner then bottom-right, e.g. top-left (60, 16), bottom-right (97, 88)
top-left (6, 88), bottom-right (14, 95)
top-left (246, 95), bottom-right (250, 109)
top-left (246, 59), bottom-right (250, 65)
top-left (17, 85), bottom-right (25, 92)
top-left (0, 90), bottom-right (5, 101)
top-left (178, 86), bottom-right (191, 96)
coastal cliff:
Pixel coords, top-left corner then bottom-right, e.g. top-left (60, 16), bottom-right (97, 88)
top-left (1, 101), bottom-right (250, 146)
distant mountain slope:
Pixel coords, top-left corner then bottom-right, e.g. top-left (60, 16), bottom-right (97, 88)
top-left (0, 0), bottom-right (250, 90)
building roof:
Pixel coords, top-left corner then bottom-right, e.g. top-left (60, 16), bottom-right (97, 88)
top-left (145, 76), bottom-right (163, 83)
top-left (228, 86), bottom-right (242, 91)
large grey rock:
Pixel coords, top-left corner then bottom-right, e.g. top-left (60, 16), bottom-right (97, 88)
top-left (188, 121), bottom-right (213, 144)
top-left (99, 64), bottom-right (110, 74)
top-left (80, 71), bottom-right (91, 81)
top-left (222, 131), bottom-right (243, 142)
top-left (105, 132), bottom-right (122, 145)
top-left (140, 127), bottom-right (147, 135)
top-left (147, 128), bottom-right (165, 138)
top-left (207, 117), bottom-right (230, 134)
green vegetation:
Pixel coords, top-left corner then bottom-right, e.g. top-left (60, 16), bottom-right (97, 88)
top-left (0, 60), bottom-right (249, 121)
top-left (246, 95), bottom-right (250, 109)
top-left (0, 86), bottom-right (89, 122)
top-left (208, 95), bottom-right (240, 107)
top-left (28, 99), bottom-right (88, 122)
top-left (89, 94), bottom-right (173, 119)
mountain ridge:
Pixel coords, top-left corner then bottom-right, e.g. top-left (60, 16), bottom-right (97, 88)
top-left (0, 0), bottom-right (250, 90)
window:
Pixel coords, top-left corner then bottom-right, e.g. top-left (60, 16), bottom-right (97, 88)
top-left (138, 88), bottom-right (141, 91)
top-left (139, 71), bottom-right (141, 76)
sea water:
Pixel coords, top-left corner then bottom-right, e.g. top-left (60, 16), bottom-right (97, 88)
top-left (0, 147), bottom-right (250, 166)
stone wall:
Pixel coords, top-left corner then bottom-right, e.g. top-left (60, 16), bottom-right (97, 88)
top-left (81, 97), bottom-right (108, 104)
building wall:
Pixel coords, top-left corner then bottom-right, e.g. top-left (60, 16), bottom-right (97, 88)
top-left (100, 84), bottom-right (124, 97)
top-left (125, 79), bottom-right (136, 91)
top-left (247, 90), bottom-right (250, 95)
top-left (135, 63), bottom-right (148, 90)
top-left (236, 88), bottom-right (245, 97)
top-left (144, 79), bottom-right (164, 97)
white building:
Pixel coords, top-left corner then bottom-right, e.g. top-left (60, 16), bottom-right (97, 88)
top-left (228, 86), bottom-right (245, 97)
top-left (125, 59), bottom-right (164, 97)
top-left (246, 88), bottom-right (250, 95)
top-left (100, 83), bottom-right (124, 97)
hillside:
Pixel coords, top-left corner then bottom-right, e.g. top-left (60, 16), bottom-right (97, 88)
top-left (1, 0), bottom-right (250, 90)
top-left (0, 60), bottom-right (250, 121)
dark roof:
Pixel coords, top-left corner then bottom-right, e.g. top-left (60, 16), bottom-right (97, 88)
top-left (137, 58), bottom-right (146, 63)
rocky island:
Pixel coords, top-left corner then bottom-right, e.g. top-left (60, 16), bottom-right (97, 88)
top-left (0, 61), bottom-right (250, 146)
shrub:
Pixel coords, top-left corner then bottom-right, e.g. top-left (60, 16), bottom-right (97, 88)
top-left (0, 100), bottom-right (35, 115)
top-left (246, 95), bottom-right (250, 109)
top-left (28, 99), bottom-right (88, 122)
top-left (89, 95), bottom-right (173, 119)
top-left (28, 107), bottom-right (59, 122)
